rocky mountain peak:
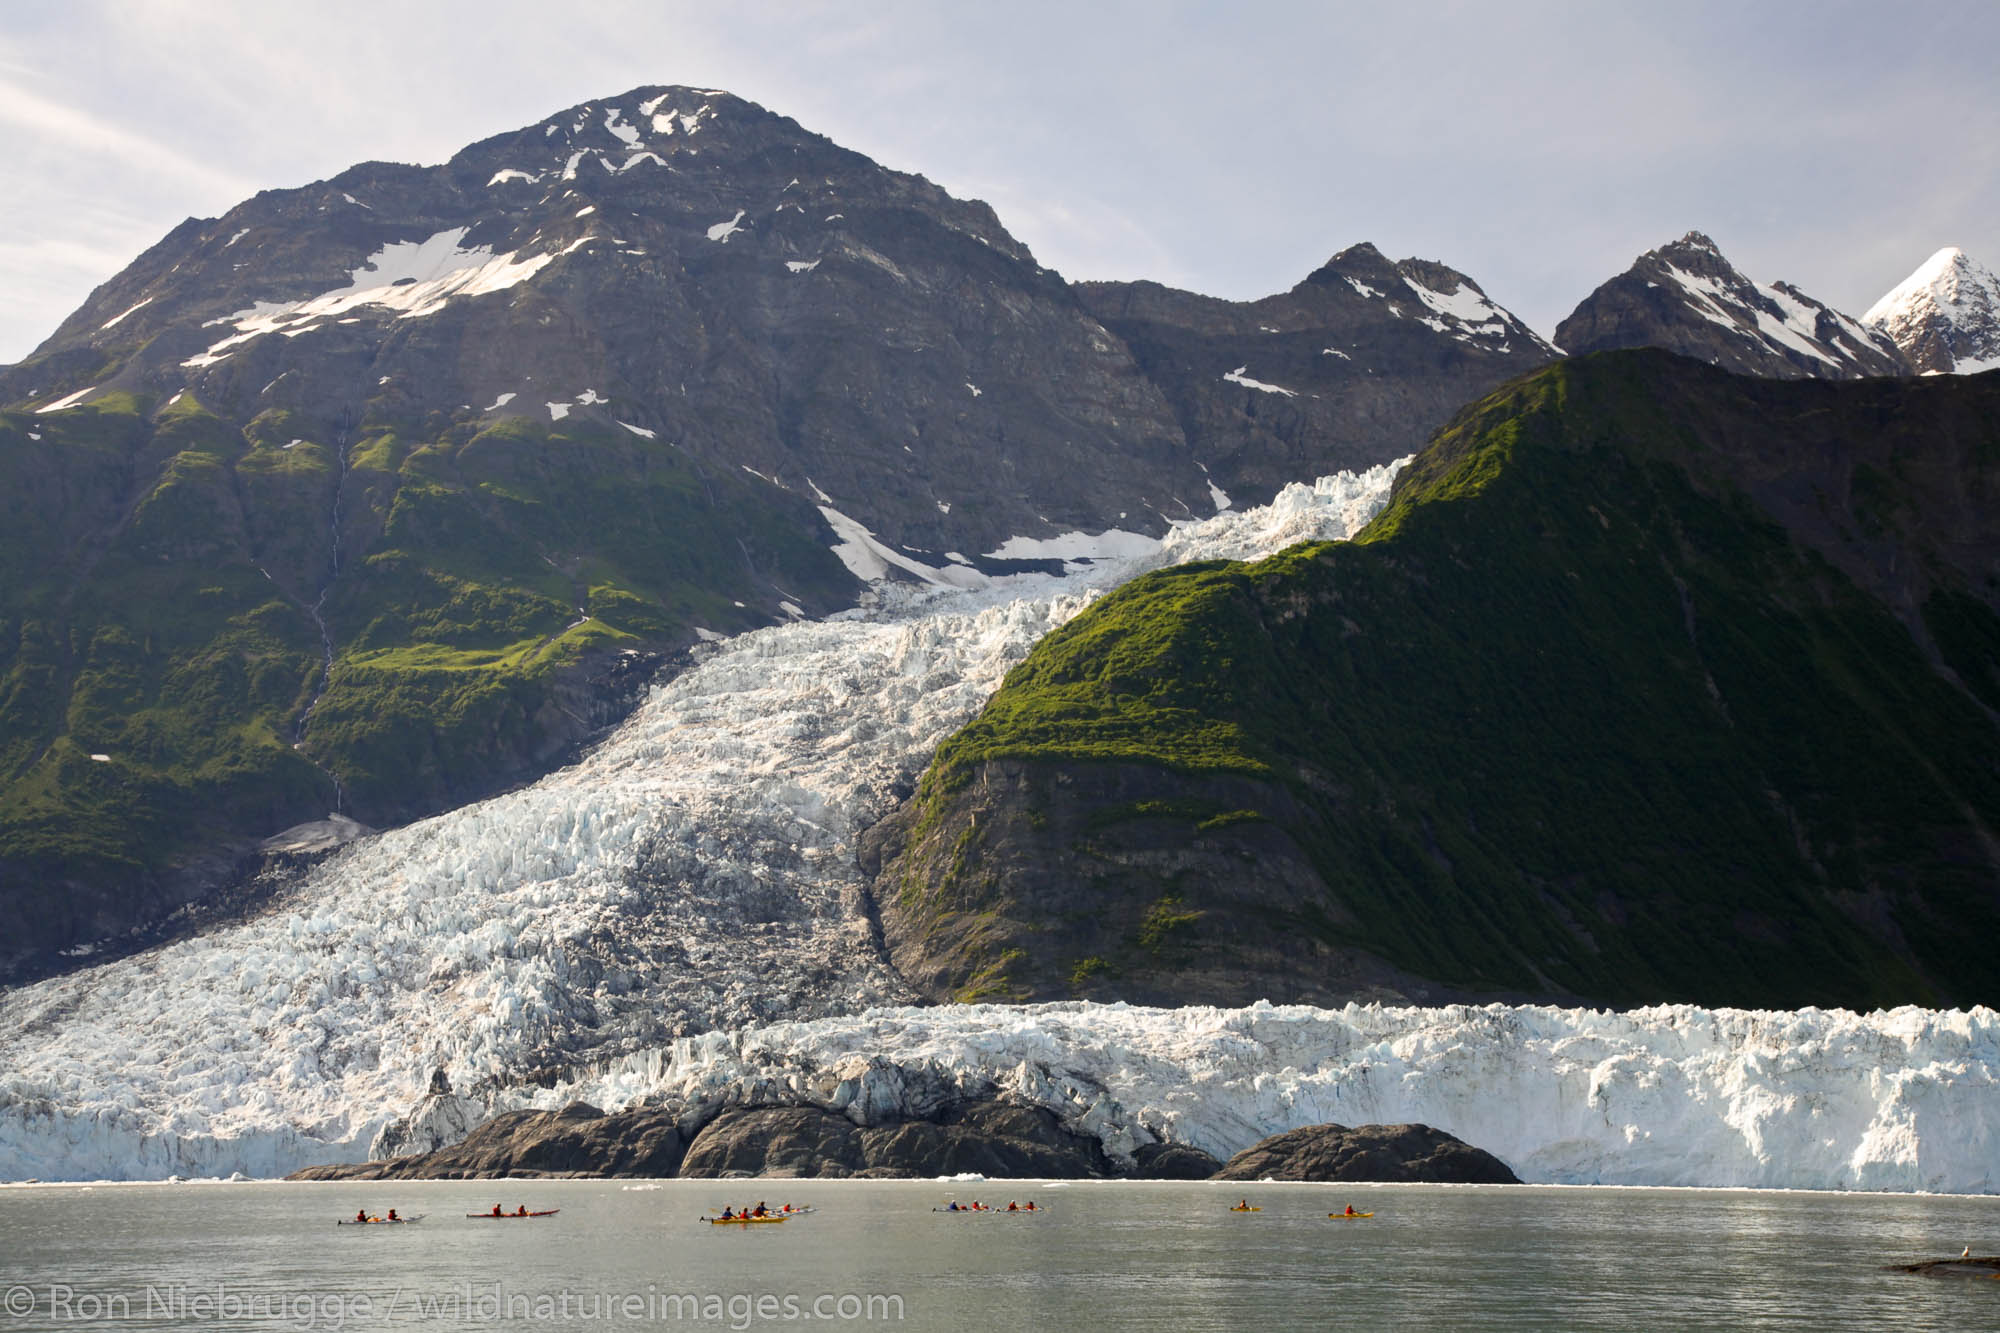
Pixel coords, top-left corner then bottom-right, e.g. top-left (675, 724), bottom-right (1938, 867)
top-left (1865, 246), bottom-right (2000, 374)
top-left (1556, 232), bottom-right (1908, 380)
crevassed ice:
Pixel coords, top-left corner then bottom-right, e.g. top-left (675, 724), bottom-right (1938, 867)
top-left (577, 999), bottom-right (2000, 1193)
top-left (0, 462), bottom-right (1403, 1182)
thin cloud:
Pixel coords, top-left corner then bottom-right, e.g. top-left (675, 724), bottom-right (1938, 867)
top-left (0, 78), bottom-right (258, 202)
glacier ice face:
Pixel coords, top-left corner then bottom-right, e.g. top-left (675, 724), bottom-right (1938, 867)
top-left (0, 463), bottom-right (1404, 1182)
top-left (575, 1000), bottom-right (2000, 1193)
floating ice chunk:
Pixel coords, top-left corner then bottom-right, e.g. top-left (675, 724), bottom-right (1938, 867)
top-left (1223, 366), bottom-right (1296, 397)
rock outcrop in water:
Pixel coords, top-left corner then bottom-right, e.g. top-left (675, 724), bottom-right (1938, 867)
top-left (1212, 1123), bottom-right (1520, 1183)
top-left (289, 1102), bottom-right (689, 1180)
top-left (679, 1101), bottom-right (1114, 1179)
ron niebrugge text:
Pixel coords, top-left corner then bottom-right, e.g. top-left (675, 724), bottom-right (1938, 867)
top-left (5, 1282), bottom-right (906, 1327)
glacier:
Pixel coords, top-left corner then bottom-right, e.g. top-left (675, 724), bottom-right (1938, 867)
top-left (582, 1000), bottom-right (2000, 1194)
top-left (0, 463), bottom-right (1399, 1183)
top-left (1, 455), bottom-right (1993, 1191)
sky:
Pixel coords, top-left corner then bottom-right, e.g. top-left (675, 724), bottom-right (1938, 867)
top-left (1, 0), bottom-right (1996, 364)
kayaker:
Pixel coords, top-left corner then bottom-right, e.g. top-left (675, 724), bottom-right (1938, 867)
top-left (1342, 1205), bottom-right (1357, 1216)
top-left (752, 1200), bottom-right (767, 1217)
top-left (386, 1209), bottom-right (399, 1222)
top-left (355, 1209), bottom-right (368, 1223)
top-left (515, 1205), bottom-right (528, 1217)
top-left (1007, 1201), bottom-right (1019, 1211)
top-left (490, 1204), bottom-right (502, 1217)
top-left (1238, 1199), bottom-right (1249, 1210)
top-left (721, 1207), bottom-right (734, 1220)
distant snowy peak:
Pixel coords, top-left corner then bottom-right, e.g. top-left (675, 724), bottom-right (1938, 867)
top-left (1864, 247), bottom-right (2000, 375)
top-left (1557, 230), bottom-right (1908, 380)
top-left (1305, 244), bottom-right (1556, 355)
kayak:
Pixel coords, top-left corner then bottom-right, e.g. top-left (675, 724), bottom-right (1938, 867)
top-left (1328, 1212), bottom-right (1375, 1220)
top-left (465, 1209), bottom-right (560, 1219)
top-left (336, 1214), bottom-right (424, 1225)
top-left (1228, 1206), bottom-right (1262, 1212)
top-left (932, 1207), bottom-right (1042, 1214)
top-left (704, 1215), bottom-right (786, 1225)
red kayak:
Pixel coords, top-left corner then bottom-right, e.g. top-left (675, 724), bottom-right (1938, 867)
top-left (465, 1209), bottom-right (561, 1219)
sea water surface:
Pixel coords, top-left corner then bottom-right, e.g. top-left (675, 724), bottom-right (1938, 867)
top-left (1, 1180), bottom-right (1995, 1330)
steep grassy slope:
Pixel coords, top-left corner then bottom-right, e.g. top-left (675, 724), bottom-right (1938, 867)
top-left (869, 352), bottom-right (2000, 1009)
top-left (0, 390), bottom-right (849, 967)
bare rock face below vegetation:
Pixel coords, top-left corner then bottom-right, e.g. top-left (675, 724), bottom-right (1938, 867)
top-left (1212, 1122), bottom-right (1520, 1184)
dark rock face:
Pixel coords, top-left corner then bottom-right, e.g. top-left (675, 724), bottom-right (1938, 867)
top-left (865, 759), bottom-right (1490, 1008)
top-left (1077, 243), bottom-right (1559, 501)
top-left (1129, 1141), bottom-right (1224, 1180)
top-left (679, 1101), bottom-right (1113, 1179)
top-left (287, 1102), bottom-right (687, 1180)
top-left (1212, 1122), bottom-right (1519, 1184)
top-left (1556, 231), bottom-right (1909, 379)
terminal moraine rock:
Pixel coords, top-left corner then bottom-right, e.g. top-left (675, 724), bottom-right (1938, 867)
top-left (1211, 1122), bottom-right (1520, 1183)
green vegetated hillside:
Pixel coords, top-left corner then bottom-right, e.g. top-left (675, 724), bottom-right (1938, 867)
top-left (0, 389), bottom-right (849, 962)
top-left (869, 351), bottom-right (2000, 1010)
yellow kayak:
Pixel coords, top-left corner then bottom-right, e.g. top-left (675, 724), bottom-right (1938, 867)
top-left (1328, 1211), bottom-right (1374, 1219)
top-left (1228, 1206), bottom-right (1262, 1212)
top-left (704, 1215), bottom-right (786, 1225)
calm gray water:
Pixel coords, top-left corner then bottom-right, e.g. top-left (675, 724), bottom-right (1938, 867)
top-left (1, 1179), bottom-right (1996, 1330)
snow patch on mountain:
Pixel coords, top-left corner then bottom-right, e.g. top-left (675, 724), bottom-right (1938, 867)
top-left (99, 297), bottom-right (152, 330)
top-left (1223, 366), bottom-right (1296, 397)
top-left (35, 384), bottom-right (99, 413)
top-left (182, 229), bottom-right (554, 369)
